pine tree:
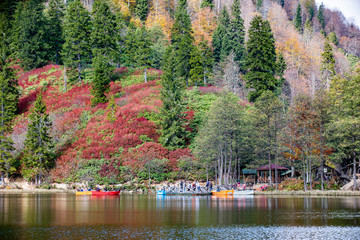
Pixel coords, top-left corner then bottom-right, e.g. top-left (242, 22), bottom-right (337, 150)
top-left (295, 3), bottom-right (302, 32)
top-left (321, 40), bottom-right (336, 89)
top-left (317, 3), bottom-right (325, 29)
top-left (229, 0), bottom-right (246, 71)
top-left (0, 56), bottom-right (19, 184)
top-left (10, 0), bottom-right (49, 70)
top-left (189, 45), bottom-right (202, 86)
top-left (244, 16), bottom-right (279, 102)
top-left (91, 0), bottom-right (118, 62)
top-left (47, 0), bottom-right (65, 65)
top-left (91, 54), bottom-right (113, 105)
top-left (212, 7), bottom-right (230, 63)
top-left (200, 0), bottom-right (214, 9)
top-left (198, 39), bottom-right (213, 85)
top-left (134, 26), bottom-right (153, 82)
top-left (62, 0), bottom-right (91, 82)
top-left (135, 0), bottom-right (149, 22)
top-left (124, 24), bottom-right (138, 67)
top-left (171, 0), bottom-right (195, 87)
top-left (23, 93), bottom-right (53, 185)
top-left (159, 48), bottom-right (186, 150)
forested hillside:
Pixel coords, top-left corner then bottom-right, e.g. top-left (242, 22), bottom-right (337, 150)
top-left (0, 0), bottom-right (360, 190)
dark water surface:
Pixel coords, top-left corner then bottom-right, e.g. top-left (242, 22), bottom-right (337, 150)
top-left (1, 194), bottom-right (360, 239)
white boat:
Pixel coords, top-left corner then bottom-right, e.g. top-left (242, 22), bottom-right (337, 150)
top-left (233, 189), bottom-right (254, 195)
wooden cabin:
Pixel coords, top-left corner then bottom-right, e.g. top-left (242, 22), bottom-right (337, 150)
top-left (256, 164), bottom-right (289, 183)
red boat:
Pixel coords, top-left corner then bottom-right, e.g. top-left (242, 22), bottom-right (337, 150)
top-left (91, 191), bottom-right (120, 196)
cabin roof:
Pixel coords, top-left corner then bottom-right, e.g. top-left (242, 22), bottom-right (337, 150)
top-left (256, 164), bottom-right (288, 171)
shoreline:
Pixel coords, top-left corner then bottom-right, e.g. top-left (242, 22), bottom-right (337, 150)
top-left (1, 188), bottom-right (360, 196)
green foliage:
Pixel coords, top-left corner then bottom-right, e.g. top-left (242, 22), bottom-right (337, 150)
top-left (134, 26), bottom-right (153, 82)
top-left (0, 56), bottom-right (19, 181)
top-left (171, 0), bottom-right (195, 86)
top-left (229, 0), bottom-right (246, 70)
top-left (148, 25), bottom-right (168, 69)
top-left (295, 3), bottom-right (302, 32)
top-left (106, 95), bottom-right (117, 123)
top-left (135, 0), bottom-right (149, 22)
top-left (91, 0), bottom-right (118, 63)
top-left (317, 3), bottom-right (325, 29)
top-left (91, 54), bottom-right (113, 105)
top-left (62, 0), bottom-right (91, 82)
top-left (46, 0), bottom-right (64, 65)
top-left (10, 0), bottom-right (50, 70)
top-left (159, 49), bottom-right (186, 150)
top-left (327, 32), bottom-right (338, 46)
top-left (244, 16), bottom-right (280, 102)
top-left (321, 40), bottom-right (336, 89)
top-left (212, 7), bottom-right (230, 63)
top-left (23, 93), bottom-right (53, 183)
top-left (200, 0), bottom-right (214, 9)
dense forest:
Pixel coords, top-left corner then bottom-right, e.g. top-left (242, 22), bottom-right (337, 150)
top-left (0, 0), bottom-right (360, 190)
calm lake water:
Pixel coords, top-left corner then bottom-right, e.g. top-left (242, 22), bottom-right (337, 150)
top-left (1, 194), bottom-right (360, 239)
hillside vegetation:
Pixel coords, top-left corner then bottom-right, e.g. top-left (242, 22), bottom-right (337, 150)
top-left (1, 0), bottom-right (360, 190)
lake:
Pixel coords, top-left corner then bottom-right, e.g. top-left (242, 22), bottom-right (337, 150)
top-left (1, 194), bottom-right (360, 239)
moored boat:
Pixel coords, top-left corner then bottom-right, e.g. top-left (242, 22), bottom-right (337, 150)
top-left (233, 189), bottom-right (254, 195)
top-left (157, 190), bottom-right (166, 195)
top-left (211, 189), bottom-right (234, 196)
top-left (91, 191), bottom-right (120, 196)
top-left (75, 191), bottom-right (92, 196)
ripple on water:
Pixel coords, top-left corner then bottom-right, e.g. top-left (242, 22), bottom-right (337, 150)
top-left (2, 225), bottom-right (360, 240)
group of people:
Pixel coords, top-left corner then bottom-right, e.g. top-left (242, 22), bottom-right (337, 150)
top-left (176, 181), bottom-right (213, 192)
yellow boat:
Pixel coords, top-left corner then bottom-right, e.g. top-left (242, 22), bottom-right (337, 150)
top-left (75, 191), bottom-right (92, 195)
top-left (211, 189), bottom-right (234, 196)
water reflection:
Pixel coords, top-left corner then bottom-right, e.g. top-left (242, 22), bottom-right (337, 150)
top-left (1, 194), bottom-right (360, 228)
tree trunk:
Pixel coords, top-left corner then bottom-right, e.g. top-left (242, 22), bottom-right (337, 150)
top-left (64, 66), bottom-right (67, 92)
top-left (78, 54), bottom-right (81, 82)
top-left (1, 171), bottom-right (4, 185)
top-left (267, 117), bottom-right (272, 186)
top-left (353, 136), bottom-right (357, 190)
top-left (144, 68), bottom-right (147, 83)
top-left (148, 164), bottom-right (151, 188)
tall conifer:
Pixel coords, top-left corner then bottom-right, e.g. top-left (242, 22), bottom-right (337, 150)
top-left (295, 3), bottom-right (302, 32)
top-left (91, 0), bottom-right (118, 62)
top-left (23, 94), bottom-right (53, 185)
top-left (159, 48), bottom-right (186, 150)
top-left (171, 0), bottom-right (195, 87)
top-left (244, 16), bottom-right (279, 102)
top-left (321, 40), bottom-right (336, 89)
top-left (62, 0), bottom-right (91, 82)
top-left (11, 0), bottom-right (49, 70)
top-left (47, 0), bottom-right (65, 65)
top-left (134, 26), bottom-right (153, 82)
top-left (212, 7), bottom-right (230, 63)
top-left (91, 54), bottom-right (113, 105)
top-left (135, 0), bottom-right (149, 22)
top-left (0, 56), bottom-right (19, 184)
top-left (229, 0), bottom-right (246, 70)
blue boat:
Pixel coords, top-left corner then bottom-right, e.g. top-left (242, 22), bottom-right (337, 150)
top-left (157, 190), bottom-right (166, 195)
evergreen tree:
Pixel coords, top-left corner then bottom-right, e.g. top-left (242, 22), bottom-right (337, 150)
top-left (10, 0), bottom-right (49, 70)
top-left (47, 0), bottom-right (65, 65)
top-left (212, 7), bottom-right (231, 63)
top-left (124, 24), bottom-right (138, 67)
top-left (244, 16), bottom-right (280, 102)
top-left (91, 54), bottom-right (113, 105)
top-left (200, 0), bottom-right (214, 9)
top-left (317, 3), bottom-right (325, 29)
top-left (171, 0), bottom-right (195, 87)
top-left (229, 0), bottom-right (246, 70)
top-left (159, 48), bottom-right (186, 150)
top-left (23, 93), bottom-right (53, 185)
top-left (190, 46), bottom-right (202, 86)
top-left (135, 0), bottom-right (149, 22)
top-left (91, 0), bottom-right (118, 62)
top-left (198, 39), bottom-right (213, 85)
top-left (256, 0), bottom-right (263, 11)
top-left (62, 0), bottom-right (91, 82)
top-left (321, 40), bottom-right (336, 89)
top-left (295, 3), bottom-right (302, 32)
top-left (134, 26), bottom-right (153, 82)
top-left (0, 56), bottom-right (19, 184)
